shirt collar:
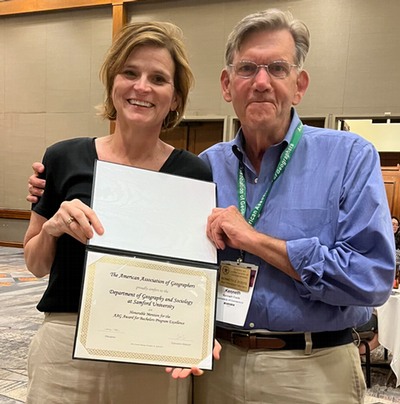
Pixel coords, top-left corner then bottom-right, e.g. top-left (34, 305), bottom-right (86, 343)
top-left (231, 107), bottom-right (301, 161)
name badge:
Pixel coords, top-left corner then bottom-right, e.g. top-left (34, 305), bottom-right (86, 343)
top-left (219, 263), bottom-right (251, 292)
top-left (217, 261), bottom-right (258, 327)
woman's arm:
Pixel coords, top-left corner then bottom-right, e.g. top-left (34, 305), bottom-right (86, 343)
top-left (24, 211), bottom-right (57, 278)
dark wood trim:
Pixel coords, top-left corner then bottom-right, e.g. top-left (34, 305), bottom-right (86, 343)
top-left (0, 209), bottom-right (31, 220)
top-left (0, 0), bottom-right (143, 16)
top-left (110, 2), bottom-right (128, 133)
top-left (0, 241), bottom-right (24, 248)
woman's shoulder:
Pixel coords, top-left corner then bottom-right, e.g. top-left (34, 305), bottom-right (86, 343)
top-left (163, 149), bottom-right (212, 181)
top-left (44, 137), bottom-right (96, 162)
top-left (46, 137), bottom-right (94, 154)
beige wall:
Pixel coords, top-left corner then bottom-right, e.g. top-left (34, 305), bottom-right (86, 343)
top-left (0, 7), bottom-right (112, 213)
top-left (127, 0), bottom-right (400, 120)
top-left (1, 0), bottom-right (400, 242)
top-left (345, 120), bottom-right (400, 151)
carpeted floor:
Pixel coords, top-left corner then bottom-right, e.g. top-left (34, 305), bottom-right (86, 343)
top-left (363, 346), bottom-right (400, 403)
top-left (0, 246), bottom-right (399, 404)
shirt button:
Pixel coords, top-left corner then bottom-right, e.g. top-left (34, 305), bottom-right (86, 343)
top-left (249, 322), bottom-right (255, 328)
top-left (254, 178), bottom-right (258, 184)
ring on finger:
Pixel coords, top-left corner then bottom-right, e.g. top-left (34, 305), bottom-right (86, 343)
top-left (66, 217), bottom-right (74, 226)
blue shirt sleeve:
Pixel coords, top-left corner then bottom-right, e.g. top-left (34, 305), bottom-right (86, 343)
top-left (287, 142), bottom-right (395, 307)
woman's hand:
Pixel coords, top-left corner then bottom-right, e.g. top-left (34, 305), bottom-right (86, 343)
top-left (44, 199), bottom-right (104, 244)
top-left (165, 339), bottom-right (221, 379)
top-left (24, 200), bottom-right (104, 278)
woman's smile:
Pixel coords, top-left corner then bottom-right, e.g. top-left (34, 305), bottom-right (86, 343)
top-left (112, 45), bottom-right (178, 132)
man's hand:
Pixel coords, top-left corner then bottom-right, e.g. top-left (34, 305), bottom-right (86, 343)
top-left (165, 339), bottom-right (221, 378)
top-left (208, 207), bottom-right (299, 280)
top-left (207, 206), bottom-right (256, 251)
top-left (27, 162), bottom-right (45, 203)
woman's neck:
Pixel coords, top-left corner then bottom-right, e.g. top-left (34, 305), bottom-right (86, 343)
top-left (96, 122), bottom-right (174, 171)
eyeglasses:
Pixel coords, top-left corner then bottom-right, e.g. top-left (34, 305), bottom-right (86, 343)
top-left (228, 60), bottom-right (298, 79)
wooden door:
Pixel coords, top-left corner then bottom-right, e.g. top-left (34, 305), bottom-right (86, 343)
top-left (161, 121), bottom-right (223, 155)
top-left (379, 152), bottom-right (400, 167)
top-left (382, 165), bottom-right (400, 219)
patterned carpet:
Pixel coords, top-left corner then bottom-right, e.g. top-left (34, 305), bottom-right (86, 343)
top-left (0, 247), bottom-right (48, 404)
top-left (364, 346), bottom-right (400, 403)
top-left (0, 246), bottom-right (399, 403)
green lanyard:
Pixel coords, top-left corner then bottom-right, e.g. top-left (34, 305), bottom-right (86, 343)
top-left (238, 122), bottom-right (303, 228)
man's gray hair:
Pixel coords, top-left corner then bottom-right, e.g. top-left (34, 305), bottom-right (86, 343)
top-left (225, 9), bottom-right (310, 69)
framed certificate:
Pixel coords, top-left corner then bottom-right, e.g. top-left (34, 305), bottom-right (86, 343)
top-left (73, 160), bottom-right (218, 370)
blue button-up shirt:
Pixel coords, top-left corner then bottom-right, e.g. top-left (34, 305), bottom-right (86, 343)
top-left (199, 109), bottom-right (395, 332)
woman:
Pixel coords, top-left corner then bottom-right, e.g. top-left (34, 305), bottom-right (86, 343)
top-left (392, 216), bottom-right (400, 249)
top-left (24, 21), bottom-right (216, 404)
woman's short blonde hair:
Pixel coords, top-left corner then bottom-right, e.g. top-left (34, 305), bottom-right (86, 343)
top-left (98, 21), bottom-right (194, 131)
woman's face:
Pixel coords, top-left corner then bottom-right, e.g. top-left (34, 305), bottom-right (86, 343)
top-left (112, 45), bottom-right (178, 132)
top-left (392, 218), bottom-right (399, 234)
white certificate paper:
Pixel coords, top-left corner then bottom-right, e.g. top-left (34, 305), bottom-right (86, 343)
top-left (89, 160), bottom-right (217, 264)
top-left (74, 160), bottom-right (218, 369)
top-left (74, 252), bottom-right (217, 369)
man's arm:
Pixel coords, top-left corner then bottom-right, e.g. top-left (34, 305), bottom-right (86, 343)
top-left (207, 206), bottom-right (300, 281)
top-left (27, 162), bottom-right (45, 203)
top-left (206, 144), bottom-right (395, 308)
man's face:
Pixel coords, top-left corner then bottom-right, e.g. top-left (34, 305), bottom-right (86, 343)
top-left (221, 30), bottom-right (309, 137)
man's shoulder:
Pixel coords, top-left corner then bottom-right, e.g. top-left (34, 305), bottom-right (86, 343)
top-left (165, 149), bottom-right (212, 181)
top-left (200, 140), bottom-right (234, 158)
top-left (302, 125), bottom-right (371, 148)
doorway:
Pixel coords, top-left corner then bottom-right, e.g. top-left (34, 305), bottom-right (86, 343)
top-left (160, 120), bottom-right (224, 155)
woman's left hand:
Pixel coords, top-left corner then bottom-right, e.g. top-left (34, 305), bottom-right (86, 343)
top-left (165, 339), bottom-right (221, 378)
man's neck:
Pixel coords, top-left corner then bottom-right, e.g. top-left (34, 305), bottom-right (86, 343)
top-left (242, 127), bottom-right (287, 174)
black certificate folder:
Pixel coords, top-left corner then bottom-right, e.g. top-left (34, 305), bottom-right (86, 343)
top-left (73, 160), bottom-right (218, 370)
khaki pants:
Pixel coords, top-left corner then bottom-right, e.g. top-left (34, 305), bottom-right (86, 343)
top-left (193, 339), bottom-right (366, 404)
top-left (26, 313), bottom-right (191, 404)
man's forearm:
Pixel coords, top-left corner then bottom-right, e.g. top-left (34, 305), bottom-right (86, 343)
top-left (245, 231), bottom-right (301, 281)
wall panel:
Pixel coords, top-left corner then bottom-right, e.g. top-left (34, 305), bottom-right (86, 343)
top-left (0, 7), bottom-right (112, 213)
top-left (292, 0), bottom-right (351, 117)
top-left (46, 17), bottom-right (92, 113)
top-left (124, 0), bottom-right (400, 119)
top-left (5, 14), bottom-right (47, 114)
top-left (2, 0), bottom-right (400, 243)
top-left (0, 21), bottom-right (4, 115)
top-left (3, 114), bottom-right (46, 209)
top-left (344, 0), bottom-right (400, 116)
top-left (0, 113), bottom-right (4, 208)
top-left (128, 0), bottom-right (229, 118)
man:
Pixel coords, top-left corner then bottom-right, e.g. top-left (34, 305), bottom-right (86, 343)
top-left (192, 8), bottom-right (394, 404)
top-left (28, 9), bottom-right (394, 404)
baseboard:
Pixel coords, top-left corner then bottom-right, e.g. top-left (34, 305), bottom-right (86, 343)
top-left (0, 241), bottom-right (24, 248)
top-left (0, 209), bottom-right (31, 220)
